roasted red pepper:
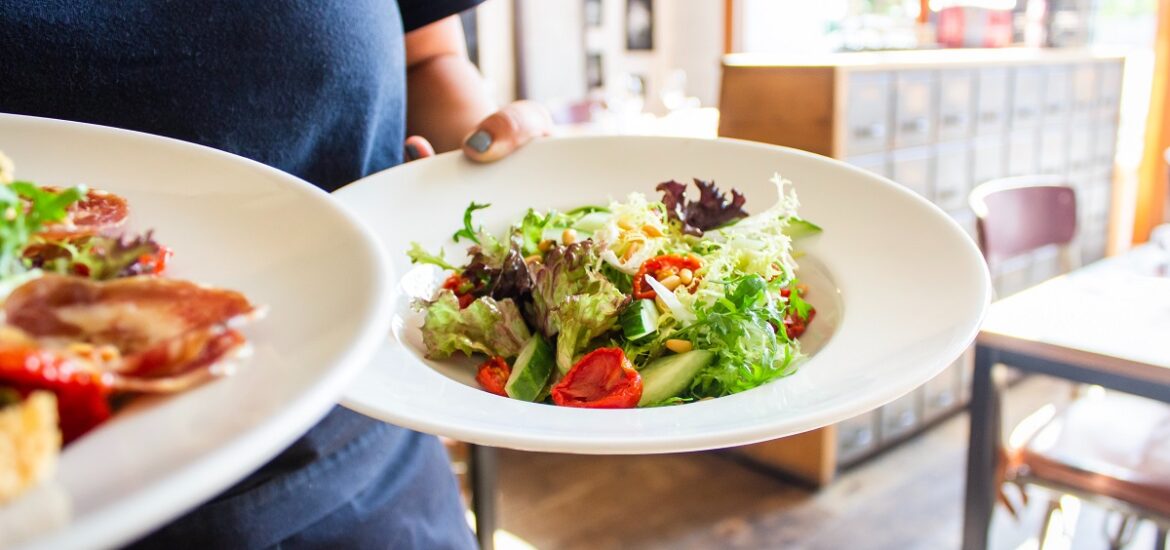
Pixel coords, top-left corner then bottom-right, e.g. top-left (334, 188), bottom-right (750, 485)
top-left (475, 356), bottom-right (511, 397)
top-left (551, 348), bottom-right (642, 408)
top-left (632, 254), bottom-right (702, 300)
top-left (783, 308), bottom-right (816, 339)
top-left (0, 347), bottom-right (111, 443)
top-left (442, 274), bottom-right (477, 309)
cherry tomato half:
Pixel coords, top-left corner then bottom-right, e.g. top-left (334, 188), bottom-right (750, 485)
top-left (0, 347), bottom-right (111, 444)
top-left (551, 348), bottom-right (642, 408)
top-left (442, 274), bottom-right (477, 309)
top-left (632, 255), bottom-right (702, 300)
top-left (783, 307), bottom-right (816, 339)
top-left (476, 356), bottom-right (511, 397)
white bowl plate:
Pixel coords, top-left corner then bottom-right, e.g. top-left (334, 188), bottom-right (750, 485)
top-left (0, 115), bottom-right (393, 549)
top-left (336, 136), bottom-right (990, 455)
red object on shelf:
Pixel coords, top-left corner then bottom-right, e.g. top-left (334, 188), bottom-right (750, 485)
top-left (937, 7), bottom-right (1013, 48)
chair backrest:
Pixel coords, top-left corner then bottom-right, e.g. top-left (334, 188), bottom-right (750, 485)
top-left (968, 175), bottom-right (1078, 270)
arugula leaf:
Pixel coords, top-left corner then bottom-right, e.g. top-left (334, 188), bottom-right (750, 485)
top-left (787, 280), bottom-right (813, 321)
top-left (677, 276), bottom-right (800, 398)
top-left (0, 182), bottom-right (85, 280)
top-left (452, 202), bottom-right (492, 245)
top-left (407, 242), bottom-right (457, 271)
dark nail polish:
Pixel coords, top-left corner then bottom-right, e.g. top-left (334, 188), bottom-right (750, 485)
top-left (404, 143), bottom-right (420, 161)
top-left (466, 131), bottom-right (492, 154)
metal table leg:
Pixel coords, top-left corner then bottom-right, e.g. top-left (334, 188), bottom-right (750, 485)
top-left (963, 344), bottom-right (1000, 550)
top-left (469, 444), bottom-right (498, 550)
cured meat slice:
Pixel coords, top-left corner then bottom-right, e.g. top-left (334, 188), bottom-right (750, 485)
top-left (37, 188), bottom-right (129, 240)
top-left (4, 275), bottom-right (258, 385)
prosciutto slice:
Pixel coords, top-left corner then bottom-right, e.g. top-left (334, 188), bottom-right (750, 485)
top-left (36, 188), bottom-right (130, 240)
top-left (3, 274), bottom-right (259, 392)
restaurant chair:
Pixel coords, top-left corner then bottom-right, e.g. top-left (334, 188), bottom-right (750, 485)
top-left (969, 176), bottom-right (1170, 549)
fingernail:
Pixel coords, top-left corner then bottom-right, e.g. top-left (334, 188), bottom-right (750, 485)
top-left (466, 131), bottom-right (492, 154)
top-left (404, 143), bottom-right (420, 161)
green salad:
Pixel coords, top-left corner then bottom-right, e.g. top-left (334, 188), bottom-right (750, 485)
top-left (408, 174), bottom-right (820, 408)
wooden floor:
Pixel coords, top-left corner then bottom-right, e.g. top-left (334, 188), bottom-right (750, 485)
top-left (467, 376), bottom-right (1166, 550)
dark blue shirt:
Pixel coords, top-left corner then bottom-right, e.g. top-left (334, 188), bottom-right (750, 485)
top-left (2, 1), bottom-right (482, 547)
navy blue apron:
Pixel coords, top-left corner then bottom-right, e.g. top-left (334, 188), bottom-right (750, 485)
top-left (1, 1), bottom-right (482, 547)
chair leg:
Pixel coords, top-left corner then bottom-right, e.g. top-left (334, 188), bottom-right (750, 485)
top-left (1155, 524), bottom-right (1167, 550)
top-left (1102, 511), bottom-right (1138, 550)
top-left (469, 444), bottom-right (498, 550)
top-left (1038, 498), bottom-right (1062, 550)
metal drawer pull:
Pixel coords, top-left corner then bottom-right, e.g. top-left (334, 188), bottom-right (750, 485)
top-left (942, 114), bottom-right (967, 127)
top-left (901, 117), bottom-right (929, 133)
top-left (853, 123), bottom-right (886, 139)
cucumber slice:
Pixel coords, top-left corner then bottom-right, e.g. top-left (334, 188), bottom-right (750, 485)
top-left (620, 299), bottom-right (659, 342)
top-left (505, 334), bottom-right (556, 402)
top-left (637, 350), bottom-right (716, 406)
top-left (571, 211), bottom-right (611, 233)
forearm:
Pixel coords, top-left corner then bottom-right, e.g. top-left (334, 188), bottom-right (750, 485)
top-left (405, 49), bottom-right (495, 153)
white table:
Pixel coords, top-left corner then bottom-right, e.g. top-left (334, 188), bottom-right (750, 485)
top-left (962, 244), bottom-right (1170, 549)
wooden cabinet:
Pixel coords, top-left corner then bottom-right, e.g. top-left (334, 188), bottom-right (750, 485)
top-left (718, 49), bottom-right (1124, 485)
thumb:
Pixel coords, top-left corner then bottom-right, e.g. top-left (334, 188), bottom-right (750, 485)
top-left (462, 100), bottom-right (552, 163)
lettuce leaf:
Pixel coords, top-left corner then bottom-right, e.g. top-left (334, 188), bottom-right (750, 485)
top-left (656, 178), bottom-right (748, 236)
top-left (527, 240), bottom-right (629, 372)
top-left (419, 291), bottom-right (531, 359)
top-left (680, 275), bottom-right (800, 397)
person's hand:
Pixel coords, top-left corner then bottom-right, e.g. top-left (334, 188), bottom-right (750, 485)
top-left (403, 100), bottom-right (552, 163)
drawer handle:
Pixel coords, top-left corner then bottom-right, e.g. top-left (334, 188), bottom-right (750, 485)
top-left (842, 427), bottom-right (874, 450)
top-left (942, 114), bottom-right (967, 127)
top-left (854, 123), bottom-right (887, 140)
top-left (979, 112), bottom-right (999, 123)
top-left (901, 117), bottom-right (929, 133)
top-left (1016, 107), bottom-right (1036, 119)
top-left (932, 391), bottom-right (955, 408)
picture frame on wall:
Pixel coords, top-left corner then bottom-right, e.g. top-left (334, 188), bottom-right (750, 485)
top-left (586, 53), bottom-right (604, 90)
top-left (584, 0), bottom-right (602, 27)
top-left (626, 0), bottom-right (653, 51)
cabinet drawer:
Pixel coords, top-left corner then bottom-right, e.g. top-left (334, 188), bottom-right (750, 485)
top-left (880, 389), bottom-right (923, 442)
top-left (845, 152), bottom-right (891, 179)
top-left (972, 135), bottom-right (1006, 186)
top-left (1067, 125), bottom-right (1094, 173)
top-left (891, 146), bottom-right (933, 198)
top-left (1094, 121), bottom-right (1118, 167)
top-left (975, 67), bottom-right (1009, 135)
top-left (1010, 67), bottom-right (1044, 129)
top-left (1007, 131), bottom-right (1039, 177)
top-left (1042, 65), bottom-right (1072, 122)
top-left (1096, 61), bottom-right (1123, 114)
top-left (1038, 123), bottom-right (1069, 175)
top-left (1071, 63), bottom-right (1098, 115)
top-left (934, 141), bottom-right (971, 211)
top-left (894, 71), bottom-right (937, 149)
top-left (937, 69), bottom-right (974, 142)
top-left (836, 410), bottom-right (879, 465)
top-left (923, 360), bottom-right (962, 421)
top-left (845, 72), bottom-right (893, 155)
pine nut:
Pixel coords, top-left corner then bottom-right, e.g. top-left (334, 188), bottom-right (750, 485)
top-left (659, 275), bottom-right (682, 290)
top-left (525, 254), bottom-right (542, 264)
top-left (617, 217), bottom-right (635, 230)
top-left (678, 268), bottom-right (693, 285)
top-left (538, 239), bottom-right (554, 252)
top-left (665, 339), bottom-right (693, 353)
top-left (621, 241), bottom-right (642, 262)
top-left (562, 229), bottom-right (577, 245)
top-left (797, 283), bottom-right (809, 296)
top-left (642, 224), bottom-right (664, 237)
top-left (657, 266), bottom-right (677, 278)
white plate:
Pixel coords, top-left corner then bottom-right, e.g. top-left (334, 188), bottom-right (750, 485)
top-left (336, 136), bottom-right (989, 454)
top-left (0, 115), bottom-right (393, 549)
